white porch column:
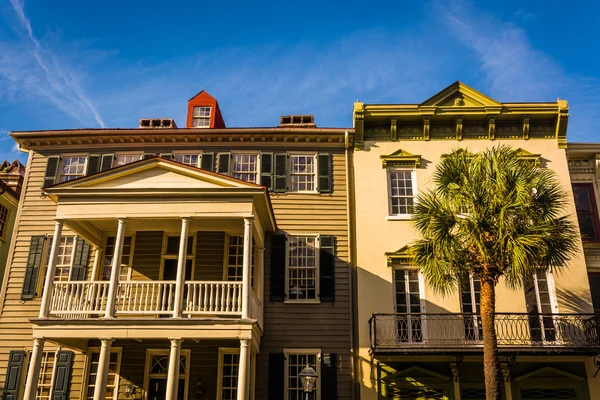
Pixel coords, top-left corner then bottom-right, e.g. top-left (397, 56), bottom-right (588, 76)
top-left (236, 339), bottom-right (251, 400)
top-left (39, 220), bottom-right (63, 318)
top-left (256, 247), bottom-right (265, 303)
top-left (241, 218), bottom-right (253, 319)
top-left (104, 218), bottom-right (127, 318)
top-left (23, 338), bottom-right (45, 400)
top-left (93, 339), bottom-right (114, 400)
top-left (165, 338), bottom-right (183, 400)
top-left (173, 217), bottom-right (190, 318)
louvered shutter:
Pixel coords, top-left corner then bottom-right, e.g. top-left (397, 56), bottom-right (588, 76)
top-left (86, 154), bottom-right (101, 175)
top-left (273, 153), bottom-right (288, 193)
top-left (268, 353), bottom-right (285, 400)
top-left (21, 235), bottom-right (46, 300)
top-left (159, 152), bottom-right (173, 160)
top-left (51, 351), bottom-right (73, 400)
top-left (69, 237), bottom-right (90, 281)
top-left (317, 153), bottom-right (333, 193)
top-left (3, 350), bottom-right (25, 400)
top-left (100, 154), bottom-right (114, 171)
top-left (201, 153), bottom-right (215, 172)
top-left (319, 236), bottom-right (336, 302)
top-left (260, 152), bottom-right (274, 190)
top-left (321, 353), bottom-right (338, 399)
top-left (217, 152), bottom-right (231, 175)
top-left (270, 234), bottom-right (286, 301)
top-left (43, 156), bottom-right (60, 187)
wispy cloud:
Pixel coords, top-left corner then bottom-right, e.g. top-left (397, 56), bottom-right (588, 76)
top-left (0, 0), bottom-right (105, 127)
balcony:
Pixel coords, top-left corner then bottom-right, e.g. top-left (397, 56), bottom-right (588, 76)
top-left (369, 313), bottom-right (600, 354)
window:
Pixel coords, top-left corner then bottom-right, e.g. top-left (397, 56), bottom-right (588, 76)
top-left (460, 274), bottom-right (482, 341)
top-left (174, 153), bottom-right (201, 167)
top-left (192, 106), bottom-right (211, 128)
top-left (232, 153), bottom-right (259, 183)
top-left (225, 236), bottom-right (255, 287)
top-left (524, 272), bottom-right (557, 342)
top-left (388, 170), bottom-right (416, 217)
top-left (36, 351), bottom-right (55, 400)
top-left (45, 237), bottom-right (76, 282)
top-left (289, 154), bottom-right (316, 192)
top-left (572, 183), bottom-right (600, 241)
top-left (59, 156), bottom-right (87, 182)
top-left (0, 204), bottom-right (8, 238)
top-left (286, 236), bottom-right (319, 302)
top-left (161, 235), bottom-right (195, 281)
top-left (86, 349), bottom-right (121, 400)
top-left (114, 153), bottom-right (142, 166)
top-left (394, 268), bottom-right (422, 342)
top-left (284, 350), bottom-right (320, 400)
top-left (217, 349), bottom-right (240, 400)
top-left (102, 236), bottom-right (133, 281)
top-left (145, 350), bottom-right (190, 400)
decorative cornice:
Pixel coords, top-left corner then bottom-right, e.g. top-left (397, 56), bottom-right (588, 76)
top-left (380, 149), bottom-right (421, 169)
top-left (385, 245), bottom-right (413, 267)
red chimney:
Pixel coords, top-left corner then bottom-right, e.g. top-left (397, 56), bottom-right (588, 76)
top-left (186, 91), bottom-right (226, 128)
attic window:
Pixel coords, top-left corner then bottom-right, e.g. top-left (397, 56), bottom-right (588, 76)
top-left (192, 106), bottom-right (211, 128)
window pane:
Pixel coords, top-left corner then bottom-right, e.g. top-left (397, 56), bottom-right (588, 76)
top-left (174, 154), bottom-right (200, 167)
top-left (59, 157), bottom-right (87, 182)
top-left (389, 171), bottom-right (415, 215)
top-left (220, 353), bottom-right (239, 400)
top-left (288, 237), bottom-right (317, 300)
top-left (165, 236), bottom-right (194, 255)
top-left (46, 237), bottom-right (75, 281)
top-left (232, 154), bottom-right (258, 183)
top-left (287, 353), bottom-right (318, 400)
top-left (289, 155), bottom-right (315, 192)
top-left (103, 236), bottom-right (132, 281)
top-left (578, 215), bottom-right (597, 241)
top-left (573, 185), bottom-right (593, 213)
top-left (115, 154), bottom-right (142, 166)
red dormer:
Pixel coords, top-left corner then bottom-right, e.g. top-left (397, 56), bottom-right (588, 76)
top-left (186, 90), bottom-right (226, 128)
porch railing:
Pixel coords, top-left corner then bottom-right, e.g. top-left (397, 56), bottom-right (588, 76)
top-left (50, 281), bottom-right (110, 315)
top-left (369, 313), bottom-right (600, 352)
top-left (184, 281), bottom-right (242, 315)
top-left (117, 281), bottom-right (176, 314)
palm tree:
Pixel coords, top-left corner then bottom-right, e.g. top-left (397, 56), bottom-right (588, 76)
top-left (410, 145), bottom-right (579, 400)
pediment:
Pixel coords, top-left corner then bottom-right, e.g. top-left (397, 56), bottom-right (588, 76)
top-left (381, 366), bottom-right (450, 382)
top-left (421, 81), bottom-right (502, 108)
top-left (380, 149), bottom-right (421, 168)
top-left (385, 245), bottom-right (413, 267)
top-left (514, 366), bottom-right (585, 382)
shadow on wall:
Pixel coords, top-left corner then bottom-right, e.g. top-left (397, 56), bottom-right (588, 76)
top-left (555, 287), bottom-right (594, 314)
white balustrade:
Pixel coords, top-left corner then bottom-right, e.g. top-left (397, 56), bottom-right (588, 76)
top-left (116, 281), bottom-right (176, 314)
top-left (185, 281), bottom-right (243, 315)
top-left (49, 281), bottom-right (110, 316)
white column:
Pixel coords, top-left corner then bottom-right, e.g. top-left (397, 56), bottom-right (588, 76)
top-left (256, 247), bottom-right (265, 303)
top-left (39, 220), bottom-right (63, 318)
top-left (93, 339), bottom-right (114, 400)
top-left (173, 218), bottom-right (190, 318)
top-left (165, 338), bottom-right (183, 400)
top-left (104, 218), bottom-right (127, 318)
top-left (236, 339), bottom-right (251, 400)
top-left (241, 218), bottom-right (253, 319)
top-left (23, 339), bottom-right (45, 400)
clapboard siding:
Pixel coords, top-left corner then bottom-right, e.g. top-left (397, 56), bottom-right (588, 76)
top-left (195, 231), bottom-right (226, 280)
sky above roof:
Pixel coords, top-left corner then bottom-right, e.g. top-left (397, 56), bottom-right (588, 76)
top-left (1, 0), bottom-right (599, 163)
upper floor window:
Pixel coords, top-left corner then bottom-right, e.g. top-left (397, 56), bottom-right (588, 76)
top-left (59, 156), bottom-right (87, 182)
top-left (388, 169), bottom-right (417, 218)
top-left (174, 153), bottom-right (201, 167)
top-left (289, 154), bottom-right (316, 192)
top-left (286, 235), bottom-right (319, 302)
top-left (572, 183), bottom-right (600, 242)
top-left (46, 236), bottom-right (76, 282)
top-left (0, 204), bottom-right (9, 238)
top-left (102, 236), bottom-right (134, 281)
top-left (192, 106), bottom-right (211, 128)
top-left (232, 153), bottom-right (259, 183)
top-left (114, 153), bottom-right (142, 167)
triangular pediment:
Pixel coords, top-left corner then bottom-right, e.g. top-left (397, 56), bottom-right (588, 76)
top-left (420, 81), bottom-right (502, 108)
top-left (44, 157), bottom-right (263, 192)
top-left (381, 366), bottom-right (450, 382)
top-left (514, 366), bottom-right (585, 382)
top-left (380, 149), bottom-right (421, 168)
top-left (385, 245), bottom-right (413, 266)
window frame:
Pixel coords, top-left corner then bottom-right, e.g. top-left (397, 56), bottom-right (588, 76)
top-left (0, 203), bottom-right (9, 239)
top-left (216, 347), bottom-right (240, 400)
top-left (34, 350), bottom-right (57, 400)
top-left (524, 270), bottom-right (559, 314)
top-left (192, 106), bottom-right (212, 128)
top-left (572, 183), bottom-right (600, 242)
top-left (283, 349), bottom-right (321, 400)
top-left (143, 349), bottom-right (191, 400)
top-left (101, 234), bottom-right (135, 281)
top-left (285, 234), bottom-right (320, 304)
top-left (173, 151), bottom-right (203, 168)
top-left (230, 152), bottom-right (261, 184)
top-left (386, 168), bottom-right (418, 220)
top-left (84, 347), bottom-right (122, 400)
top-left (392, 266), bottom-right (426, 343)
top-left (159, 232), bottom-right (197, 280)
top-left (37, 235), bottom-right (77, 295)
top-left (58, 154), bottom-right (88, 183)
top-left (288, 153), bottom-right (318, 194)
top-left (113, 152), bottom-right (143, 167)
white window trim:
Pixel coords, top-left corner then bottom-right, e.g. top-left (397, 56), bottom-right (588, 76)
top-left (32, 350), bottom-right (57, 400)
top-left (230, 152), bottom-right (261, 184)
top-left (192, 106), bottom-right (212, 128)
top-left (529, 270), bottom-right (559, 314)
top-left (216, 347), bottom-right (240, 400)
top-left (288, 153), bottom-right (319, 194)
top-left (386, 168), bottom-right (418, 219)
top-left (58, 153), bottom-right (88, 182)
top-left (392, 267), bottom-right (427, 341)
top-left (101, 234), bottom-right (136, 281)
top-left (84, 347), bottom-right (122, 400)
top-left (283, 349), bottom-right (321, 400)
top-left (143, 349), bottom-right (191, 400)
top-left (284, 233), bottom-right (321, 304)
top-left (173, 151), bottom-right (203, 168)
top-left (159, 232), bottom-right (197, 280)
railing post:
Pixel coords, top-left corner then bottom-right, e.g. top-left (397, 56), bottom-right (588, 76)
top-left (93, 338), bottom-right (114, 400)
top-left (104, 218), bottom-right (127, 318)
top-left (23, 338), bottom-right (45, 400)
top-left (241, 218), bottom-right (253, 319)
top-left (166, 338), bottom-right (183, 400)
top-left (39, 220), bottom-right (63, 318)
top-left (173, 217), bottom-right (190, 318)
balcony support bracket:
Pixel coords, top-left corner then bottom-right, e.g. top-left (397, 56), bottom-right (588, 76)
top-left (593, 354), bottom-right (600, 378)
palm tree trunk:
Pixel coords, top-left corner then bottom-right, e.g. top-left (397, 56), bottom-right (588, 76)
top-left (479, 276), bottom-right (502, 400)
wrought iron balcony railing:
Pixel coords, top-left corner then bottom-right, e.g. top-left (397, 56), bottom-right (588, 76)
top-left (369, 313), bottom-right (600, 353)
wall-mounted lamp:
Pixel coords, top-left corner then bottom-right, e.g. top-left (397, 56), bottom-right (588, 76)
top-left (122, 380), bottom-right (138, 398)
top-left (196, 377), bottom-right (205, 397)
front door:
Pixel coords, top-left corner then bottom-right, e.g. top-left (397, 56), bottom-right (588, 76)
top-left (394, 269), bottom-right (422, 342)
top-left (148, 379), bottom-right (185, 400)
top-left (146, 350), bottom-right (189, 400)
top-left (460, 274), bottom-right (482, 341)
top-left (524, 272), bottom-right (557, 342)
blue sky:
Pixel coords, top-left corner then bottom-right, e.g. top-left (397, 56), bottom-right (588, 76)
top-left (1, 0), bottom-right (599, 163)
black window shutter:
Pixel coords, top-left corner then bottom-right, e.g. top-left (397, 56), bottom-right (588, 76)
top-left (260, 152), bottom-right (274, 191)
top-left (21, 235), bottom-right (46, 300)
top-left (201, 153), bottom-right (215, 172)
top-left (100, 154), bottom-right (114, 171)
top-left (270, 234), bottom-right (286, 302)
top-left (142, 152), bottom-right (156, 160)
top-left (69, 237), bottom-right (91, 281)
top-left (159, 152), bottom-right (173, 160)
top-left (86, 154), bottom-right (101, 175)
top-left (52, 350), bottom-right (73, 400)
top-left (319, 236), bottom-right (335, 302)
top-left (317, 153), bottom-right (333, 193)
top-left (321, 353), bottom-right (338, 399)
top-left (43, 156), bottom-right (61, 187)
top-left (3, 350), bottom-right (25, 400)
top-left (217, 152), bottom-right (231, 175)
top-left (268, 353), bottom-right (285, 400)
top-left (273, 153), bottom-right (288, 193)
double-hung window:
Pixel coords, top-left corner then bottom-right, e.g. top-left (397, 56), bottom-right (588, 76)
top-left (161, 234), bottom-right (195, 281)
top-left (174, 153), bottom-right (202, 167)
top-left (45, 236), bottom-right (76, 282)
top-left (102, 236), bottom-right (133, 281)
top-left (232, 153), bottom-right (259, 183)
top-left (0, 204), bottom-right (9, 238)
top-left (289, 154), bottom-right (317, 192)
top-left (36, 351), bottom-right (56, 400)
top-left (59, 156), bottom-right (87, 182)
top-left (572, 183), bottom-right (600, 241)
top-left (114, 153), bottom-right (142, 167)
top-left (284, 350), bottom-right (320, 400)
top-left (217, 348), bottom-right (240, 400)
top-left (85, 349), bottom-right (121, 400)
top-left (192, 106), bottom-right (211, 127)
top-left (226, 235), bottom-right (255, 287)
top-left (388, 169), bottom-right (417, 218)
top-left (286, 235), bottom-right (319, 302)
